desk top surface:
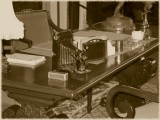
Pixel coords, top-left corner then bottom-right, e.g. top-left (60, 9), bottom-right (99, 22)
top-left (2, 31), bottom-right (159, 98)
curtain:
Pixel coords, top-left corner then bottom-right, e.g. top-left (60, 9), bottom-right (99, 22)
top-left (87, 2), bottom-right (117, 26)
top-left (68, 2), bottom-right (79, 30)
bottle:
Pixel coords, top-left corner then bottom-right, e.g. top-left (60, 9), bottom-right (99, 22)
top-left (141, 12), bottom-right (151, 40)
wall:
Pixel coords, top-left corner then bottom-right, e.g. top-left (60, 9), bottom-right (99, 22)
top-left (43, 1), bottom-right (88, 30)
top-left (42, 1), bottom-right (68, 29)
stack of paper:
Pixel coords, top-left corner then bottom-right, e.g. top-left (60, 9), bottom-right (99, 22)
top-left (6, 53), bottom-right (46, 68)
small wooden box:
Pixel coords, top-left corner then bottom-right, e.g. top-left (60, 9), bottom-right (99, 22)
top-left (48, 71), bottom-right (68, 88)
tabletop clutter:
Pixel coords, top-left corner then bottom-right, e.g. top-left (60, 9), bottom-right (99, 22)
top-left (47, 30), bottom-right (153, 88)
top-left (5, 30), bottom-right (153, 89)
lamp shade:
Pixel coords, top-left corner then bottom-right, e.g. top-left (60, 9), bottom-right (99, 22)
top-left (0, 0), bottom-right (24, 40)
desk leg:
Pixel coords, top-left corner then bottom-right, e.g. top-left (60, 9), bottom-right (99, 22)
top-left (87, 88), bottom-right (92, 113)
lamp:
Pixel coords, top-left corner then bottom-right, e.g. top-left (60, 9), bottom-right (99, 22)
top-left (141, 2), bottom-right (155, 40)
top-left (0, 0), bottom-right (24, 72)
top-left (0, 0), bottom-right (24, 40)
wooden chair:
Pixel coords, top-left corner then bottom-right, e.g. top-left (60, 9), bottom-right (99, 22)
top-left (5, 9), bottom-right (79, 72)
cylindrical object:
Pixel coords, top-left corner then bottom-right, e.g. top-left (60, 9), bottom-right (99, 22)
top-left (115, 40), bottom-right (123, 53)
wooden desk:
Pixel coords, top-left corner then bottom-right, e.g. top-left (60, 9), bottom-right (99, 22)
top-left (2, 36), bottom-right (158, 118)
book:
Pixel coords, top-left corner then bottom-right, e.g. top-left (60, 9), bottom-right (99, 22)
top-left (7, 61), bottom-right (46, 69)
top-left (6, 53), bottom-right (46, 68)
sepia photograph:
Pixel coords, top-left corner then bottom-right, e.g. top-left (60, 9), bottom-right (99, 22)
top-left (1, 0), bottom-right (159, 118)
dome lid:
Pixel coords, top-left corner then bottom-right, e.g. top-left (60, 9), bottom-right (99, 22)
top-left (103, 14), bottom-right (135, 32)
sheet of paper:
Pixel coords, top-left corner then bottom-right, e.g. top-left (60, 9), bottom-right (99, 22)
top-left (73, 30), bottom-right (130, 40)
top-left (20, 41), bottom-right (53, 57)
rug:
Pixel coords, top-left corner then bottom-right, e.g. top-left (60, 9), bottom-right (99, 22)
top-left (49, 80), bottom-right (119, 118)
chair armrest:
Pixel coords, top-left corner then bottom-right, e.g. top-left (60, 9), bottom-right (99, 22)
top-left (105, 84), bottom-right (158, 118)
top-left (19, 38), bottom-right (32, 48)
top-left (107, 85), bottom-right (158, 103)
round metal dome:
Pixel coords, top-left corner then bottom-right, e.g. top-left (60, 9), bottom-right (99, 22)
top-left (103, 14), bottom-right (135, 33)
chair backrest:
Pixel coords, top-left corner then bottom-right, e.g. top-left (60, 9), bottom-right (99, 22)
top-left (16, 10), bottom-right (53, 45)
